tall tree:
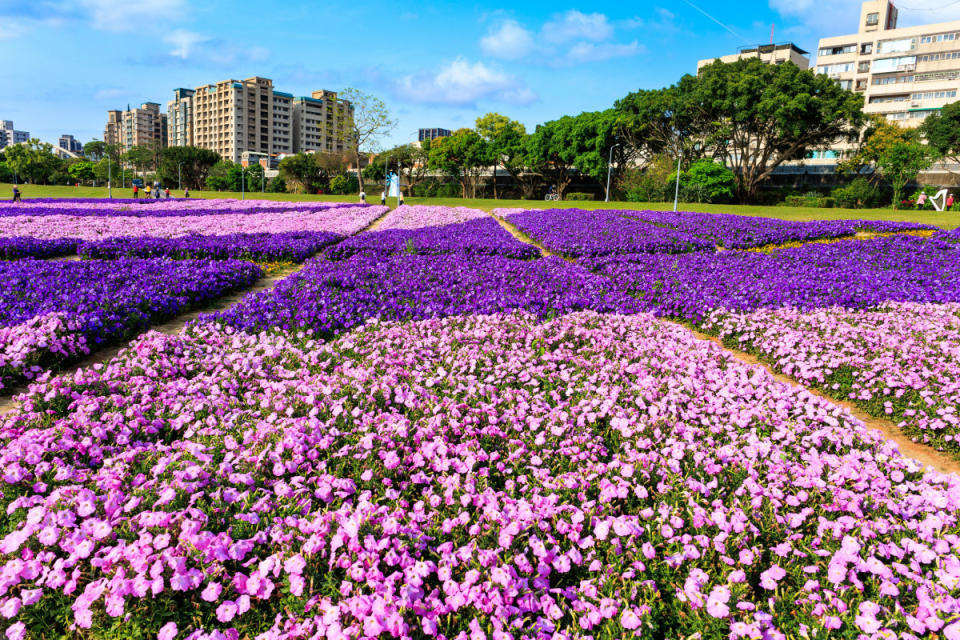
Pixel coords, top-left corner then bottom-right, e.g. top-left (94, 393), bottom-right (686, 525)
top-left (340, 88), bottom-right (397, 193)
top-left (921, 101), bottom-right (960, 170)
top-left (159, 146), bottom-right (221, 190)
top-left (693, 58), bottom-right (864, 202)
top-left (614, 76), bottom-right (704, 167)
top-left (4, 140), bottom-right (63, 184)
top-left (878, 141), bottom-right (933, 207)
top-left (428, 129), bottom-right (488, 198)
top-left (526, 118), bottom-right (580, 200)
top-left (838, 116), bottom-right (915, 184)
top-left (475, 114), bottom-right (532, 199)
top-left (83, 139), bottom-right (106, 161)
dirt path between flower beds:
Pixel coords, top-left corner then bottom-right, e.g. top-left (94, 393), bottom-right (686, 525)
top-left (490, 211), bottom-right (960, 476)
top-left (0, 208), bottom-right (396, 416)
top-left (489, 211), bottom-right (559, 258)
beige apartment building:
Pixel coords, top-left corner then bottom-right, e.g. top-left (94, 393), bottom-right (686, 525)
top-left (103, 110), bottom-right (122, 148)
top-left (103, 104), bottom-right (167, 152)
top-left (813, 0), bottom-right (960, 163)
top-left (181, 77), bottom-right (351, 164)
top-left (292, 90), bottom-right (352, 155)
top-left (697, 43), bottom-right (810, 73)
top-left (167, 88), bottom-right (195, 147)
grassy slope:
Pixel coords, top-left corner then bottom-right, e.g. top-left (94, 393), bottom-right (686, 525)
top-left (3, 183), bottom-right (958, 229)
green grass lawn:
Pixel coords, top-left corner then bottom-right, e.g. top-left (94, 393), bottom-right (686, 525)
top-left (4, 182), bottom-right (958, 229)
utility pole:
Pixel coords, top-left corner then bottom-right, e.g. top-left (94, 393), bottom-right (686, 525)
top-left (673, 144), bottom-right (683, 213)
top-left (605, 143), bottom-right (620, 203)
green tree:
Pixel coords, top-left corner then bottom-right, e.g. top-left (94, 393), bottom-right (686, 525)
top-left (83, 139), bottom-right (106, 161)
top-left (615, 76), bottom-right (704, 166)
top-left (205, 160), bottom-right (234, 191)
top-left (682, 159), bottom-right (736, 203)
top-left (277, 153), bottom-right (345, 193)
top-left (526, 117), bottom-right (580, 199)
top-left (4, 140), bottom-right (63, 184)
top-left (565, 110), bottom-right (628, 201)
top-left (838, 116), bottom-right (915, 183)
top-left (364, 144), bottom-right (429, 192)
top-left (158, 146), bottom-right (221, 190)
top-left (693, 58), bottom-right (864, 202)
top-left (877, 141), bottom-right (933, 207)
top-left (123, 145), bottom-right (154, 175)
top-left (67, 160), bottom-right (97, 186)
top-left (921, 101), bottom-right (960, 168)
top-left (340, 88), bottom-right (397, 193)
top-left (428, 129), bottom-right (489, 198)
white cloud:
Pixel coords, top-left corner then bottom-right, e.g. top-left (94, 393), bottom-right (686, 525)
top-left (542, 10), bottom-right (612, 43)
top-left (396, 58), bottom-right (536, 106)
top-left (164, 29), bottom-right (209, 59)
top-left (481, 19), bottom-right (535, 59)
top-left (566, 41), bottom-right (645, 64)
top-left (75, 0), bottom-right (188, 31)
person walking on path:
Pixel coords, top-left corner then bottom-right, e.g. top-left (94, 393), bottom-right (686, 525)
top-left (145, 184), bottom-right (151, 199)
top-left (164, 187), bottom-right (171, 199)
top-left (917, 192), bottom-right (928, 209)
top-left (12, 186), bottom-right (21, 202)
top-left (154, 186), bottom-right (161, 199)
top-left (398, 191), bottom-right (404, 206)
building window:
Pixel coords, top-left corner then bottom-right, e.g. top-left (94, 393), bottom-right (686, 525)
top-left (866, 12), bottom-right (879, 26)
top-left (858, 61), bottom-right (870, 73)
top-left (861, 43), bottom-right (873, 54)
top-left (855, 79), bottom-right (868, 91)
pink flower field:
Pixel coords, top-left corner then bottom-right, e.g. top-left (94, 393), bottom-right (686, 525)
top-left (1, 200), bottom-right (960, 639)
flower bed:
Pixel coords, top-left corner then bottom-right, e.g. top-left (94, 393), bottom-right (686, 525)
top-left (704, 302), bottom-right (960, 455)
top-left (501, 208), bottom-right (715, 256)
top-left (623, 210), bottom-right (936, 249)
top-left (327, 218), bottom-right (539, 260)
top-left (205, 254), bottom-right (640, 336)
top-left (0, 206), bottom-right (387, 241)
top-left (0, 311), bottom-right (957, 638)
top-left (0, 236), bottom-right (77, 260)
top-left (0, 258), bottom-right (261, 390)
top-left (586, 236), bottom-right (960, 322)
top-left (78, 231), bottom-right (341, 262)
top-left (376, 204), bottom-right (491, 230)
top-left (0, 199), bottom-right (366, 217)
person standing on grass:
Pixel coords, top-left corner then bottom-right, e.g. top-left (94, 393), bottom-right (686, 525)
top-left (398, 191), bottom-right (404, 206)
top-left (359, 190), bottom-right (366, 203)
top-left (165, 187), bottom-right (171, 199)
top-left (133, 184), bottom-right (139, 199)
top-left (381, 191), bottom-right (386, 206)
top-left (917, 192), bottom-right (928, 209)
top-left (12, 186), bottom-right (21, 202)
top-left (948, 193), bottom-right (955, 210)
top-left (145, 184), bottom-right (151, 199)
top-left (184, 187), bottom-right (190, 198)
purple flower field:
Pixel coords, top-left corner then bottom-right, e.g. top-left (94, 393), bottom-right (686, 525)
top-left (1, 199), bottom-right (959, 639)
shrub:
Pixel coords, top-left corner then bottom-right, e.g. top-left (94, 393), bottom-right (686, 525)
top-left (832, 177), bottom-right (878, 209)
top-left (329, 174), bottom-right (359, 195)
top-left (623, 155), bottom-right (680, 202)
top-left (680, 160), bottom-right (736, 203)
top-left (266, 177), bottom-right (286, 193)
top-left (566, 192), bottom-right (594, 201)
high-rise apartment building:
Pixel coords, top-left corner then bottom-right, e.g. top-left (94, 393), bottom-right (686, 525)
top-left (121, 103), bottom-right (167, 152)
top-left (104, 110), bottom-right (122, 147)
top-left (187, 78), bottom-right (352, 163)
top-left (418, 128), bottom-right (452, 142)
top-left (292, 90), bottom-right (352, 155)
top-left (167, 88), bottom-right (195, 147)
top-left (816, 1), bottom-right (960, 130)
top-left (697, 43), bottom-right (810, 73)
top-left (59, 135), bottom-right (83, 154)
top-left (1, 120), bottom-right (30, 147)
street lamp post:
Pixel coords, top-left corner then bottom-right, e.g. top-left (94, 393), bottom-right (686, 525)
top-left (108, 155), bottom-right (113, 199)
top-left (673, 144), bottom-right (683, 213)
top-left (241, 167), bottom-right (245, 201)
top-left (177, 162), bottom-right (184, 190)
top-left (605, 143), bottom-right (620, 203)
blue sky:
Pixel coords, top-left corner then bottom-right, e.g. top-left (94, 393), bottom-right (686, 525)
top-left (1, 0), bottom-right (958, 149)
